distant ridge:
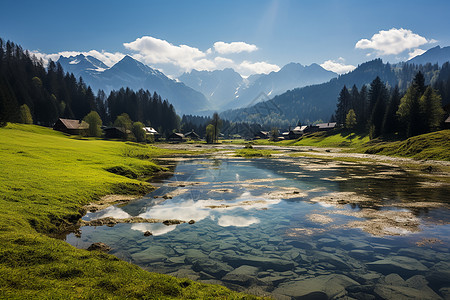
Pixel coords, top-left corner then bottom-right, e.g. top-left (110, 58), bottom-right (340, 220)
top-left (408, 45), bottom-right (450, 66)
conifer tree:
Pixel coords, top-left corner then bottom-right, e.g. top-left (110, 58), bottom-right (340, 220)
top-left (19, 104), bottom-right (33, 124)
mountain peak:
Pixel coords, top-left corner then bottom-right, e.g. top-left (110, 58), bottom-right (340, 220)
top-left (408, 45), bottom-right (450, 66)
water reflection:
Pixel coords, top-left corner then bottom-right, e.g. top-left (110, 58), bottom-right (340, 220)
top-left (66, 157), bottom-right (450, 299)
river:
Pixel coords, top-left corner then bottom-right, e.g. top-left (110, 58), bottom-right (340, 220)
top-left (66, 156), bottom-right (450, 299)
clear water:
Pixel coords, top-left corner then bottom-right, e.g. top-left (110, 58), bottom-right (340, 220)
top-left (66, 157), bottom-right (450, 299)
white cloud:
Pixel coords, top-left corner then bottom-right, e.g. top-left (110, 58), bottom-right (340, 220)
top-left (320, 59), bottom-right (356, 74)
top-left (237, 60), bottom-right (280, 76)
top-left (123, 36), bottom-right (206, 71)
top-left (213, 41), bottom-right (258, 54)
top-left (355, 28), bottom-right (433, 56)
top-left (408, 48), bottom-right (426, 60)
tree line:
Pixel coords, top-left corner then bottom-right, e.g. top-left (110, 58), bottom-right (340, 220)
top-left (334, 71), bottom-right (446, 139)
top-left (0, 38), bottom-right (180, 137)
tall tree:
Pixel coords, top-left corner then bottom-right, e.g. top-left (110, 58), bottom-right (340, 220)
top-left (420, 86), bottom-right (445, 133)
top-left (381, 85), bottom-right (401, 135)
top-left (335, 85), bottom-right (351, 125)
top-left (84, 111), bottom-right (102, 137)
top-left (368, 77), bottom-right (388, 138)
top-left (211, 112), bottom-right (222, 143)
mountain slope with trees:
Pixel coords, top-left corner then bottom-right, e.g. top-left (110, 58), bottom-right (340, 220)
top-left (221, 58), bottom-right (450, 129)
top-left (0, 38), bottom-right (180, 137)
top-left (58, 55), bottom-right (211, 115)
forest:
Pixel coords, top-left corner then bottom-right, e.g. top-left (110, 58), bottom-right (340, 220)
top-left (0, 39), bottom-right (179, 137)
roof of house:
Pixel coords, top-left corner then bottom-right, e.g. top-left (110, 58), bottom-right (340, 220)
top-left (292, 125), bottom-right (308, 133)
top-left (185, 131), bottom-right (200, 137)
top-left (143, 127), bottom-right (159, 134)
top-left (57, 118), bottom-right (89, 130)
top-left (169, 132), bottom-right (185, 138)
top-left (317, 122), bottom-right (337, 129)
top-left (445, 116), bottom-right (450, 123)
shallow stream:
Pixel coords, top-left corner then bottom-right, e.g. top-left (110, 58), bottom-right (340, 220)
top-left (66, 157), bottom-right (450, 299)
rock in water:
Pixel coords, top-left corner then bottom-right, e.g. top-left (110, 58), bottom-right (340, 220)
top-left (87, 242), bottom-right (111, 252)
top-left (273, 274), bottom-right (359, 299)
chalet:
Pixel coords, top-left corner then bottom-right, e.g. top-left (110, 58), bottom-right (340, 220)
top-left (184, 130), bottom-right (200, 140)
top-left (445, 116), bottom-right (450, 129)
top-left (254, 131), bottom-right (269, 139)
top-left (143, 127), bottom-right (160, 140)
top-left (103, 127), bottom-right (129, 139)
top-left (53, 118), bottom-right (89, 135)
top-left (168, 132), bottom-right (185, 142)
top-left (317, 122), bottom-right (337, 131)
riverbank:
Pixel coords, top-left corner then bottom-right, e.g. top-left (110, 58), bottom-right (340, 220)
top-left (0, 124), bottom-right (260, 299)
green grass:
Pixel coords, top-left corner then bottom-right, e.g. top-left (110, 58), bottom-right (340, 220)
top-left (0, 124), bottom-right (260, 299)
top-left (358, 130), bottom-right (450, 161)
top-left (234, 148), bottom-right (277, 158)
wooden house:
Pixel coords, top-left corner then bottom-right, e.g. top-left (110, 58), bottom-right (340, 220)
top-left (168, 132), bottom-right (185, 142)
top-left (184, 130), bottom-right (200, 140)
top-left (104, 127), bottom-right (129, 139)
top-left (53, 118), bottom-right (89, 135)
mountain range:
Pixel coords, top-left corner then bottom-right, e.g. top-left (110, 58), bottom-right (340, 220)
top-left (58, 55), bottom-right (211, 115)
top-left (57, 45), bottom-right (450, 120)
top-left (178, 63), bottom-right (337, 111)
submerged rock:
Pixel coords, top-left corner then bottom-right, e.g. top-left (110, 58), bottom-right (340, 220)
top-left (273, 274), bottom-right (359, 299)
top-left (221, 265), bottom-right (261, 286)
top-left (87, 242), bottom-right (111, 252)
top-left (367, 256), bottom-right (428, 277)
top-left (222, 254), bottom-right (295, 272)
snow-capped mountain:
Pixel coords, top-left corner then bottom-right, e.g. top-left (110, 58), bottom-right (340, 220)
top-left (179, 63), bottom-right (337, 111)
top-left (57, 55), bottom-right (211, 115)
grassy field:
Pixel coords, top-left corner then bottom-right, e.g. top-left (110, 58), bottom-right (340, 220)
top-left (0, 124), bottom-right (260, 299)
top-left (358, 130), bottom-right (450, 161)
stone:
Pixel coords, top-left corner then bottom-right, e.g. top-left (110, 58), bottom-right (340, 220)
top-left (439, 287), bottom-right (450, 300)
top-left (131, 246), bottom-right (169, 264)
top-left (192, 258), bottom-right (233, 277)
top-left (87, 242), bottom-right (111, 252)
top-left (349, 249), bottom-right (374, 260)
top-left (143, 231), bottom-right (152, 236)
top-left (184, 249), bottom-right (208, 264)
top-left (188, 219), bottom-right (195, 224)
top-left (222, 254), bottom-right (295, 272)
top-left (426, 261), bottom-right (450, 286)
top-left (367, 256), bottom-right (428, 277)
top-left (221, 265), bottom-right (261, 286)
top-left (312, 251), bottom-right (353, 270)
top-left (384, 273), bottom-right (406, 286)
top-left (168, 267), bottom-right (200, 281)
top-left (374, 284), bottom-right (442, 300)
top-left (273, 274), bottom-right (359, 299)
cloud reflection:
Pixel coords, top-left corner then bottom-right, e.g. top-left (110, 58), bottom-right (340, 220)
top-left (218, 215), bottom-right (260, 227)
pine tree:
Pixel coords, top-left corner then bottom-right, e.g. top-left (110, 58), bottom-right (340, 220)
top-left (420, 86), bottom-right (445, 132)
top-left (368, 77), bottom-right (388, 138)
top-left (381, 85), bottom-right (401, 135)
top-left (335, 85), bottom-right (351, 125)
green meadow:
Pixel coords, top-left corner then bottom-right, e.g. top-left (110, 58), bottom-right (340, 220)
top-left (0, 124), bottom-right (259, 299)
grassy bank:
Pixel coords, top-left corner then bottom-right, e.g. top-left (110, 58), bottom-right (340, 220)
top-left (0, 124), bottom-right (259, 299)
top-left (358, 130), bottom-right (450, 161)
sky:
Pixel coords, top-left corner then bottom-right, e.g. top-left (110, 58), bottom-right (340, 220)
top-left (1, 0), bottom-right (449, 77)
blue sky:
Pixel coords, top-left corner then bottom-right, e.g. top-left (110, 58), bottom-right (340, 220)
top-left (1, 0), bottom-right (449, 76)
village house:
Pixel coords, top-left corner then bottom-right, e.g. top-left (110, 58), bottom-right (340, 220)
top-left (103, 127), bottom-right (130, 139)
top-left (184, 130), bottom-right (200, 140)
top-left (53, 118), bottom-right (89, 135)
top-left (167, 132), bottom-right (185, 142)
top-left (143, 127), bottom-right (160, 140)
